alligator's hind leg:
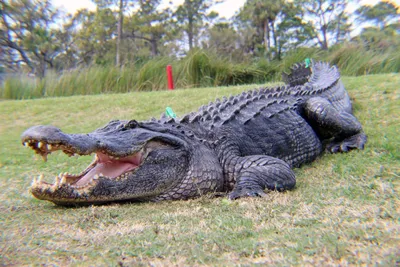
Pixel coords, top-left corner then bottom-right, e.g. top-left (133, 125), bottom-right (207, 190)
top-left (229, 155), bottom-right (296, 200)
top-left (304, 97), bottom-right (367, 153)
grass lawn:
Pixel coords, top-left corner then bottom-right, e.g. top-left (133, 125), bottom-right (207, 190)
top-left (0, 74), bottom-right (399, 266)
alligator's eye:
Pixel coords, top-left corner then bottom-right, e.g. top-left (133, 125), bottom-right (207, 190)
top-left (122, 120), bottom-right (139, 130)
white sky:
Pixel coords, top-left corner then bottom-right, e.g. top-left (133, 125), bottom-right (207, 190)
top-left (52, 0), bottom-right (400, 19)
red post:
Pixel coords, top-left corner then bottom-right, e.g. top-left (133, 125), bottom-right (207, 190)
top-left (166, 65), bottom-right (174, 90)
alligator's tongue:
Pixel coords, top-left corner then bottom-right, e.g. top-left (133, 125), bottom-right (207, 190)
top-left (75, 152), bottom-right (141, 186)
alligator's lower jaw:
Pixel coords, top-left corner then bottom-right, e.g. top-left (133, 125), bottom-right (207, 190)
top-left (30, 171), bottom-right (133, 205)
top-left (29, 157), bottom-right (141, 204)
top-left (28, 149), bottom-right (143, 204)
top-left (30, 181), bottom-right (96, 204)
top-left (30, 179), bottom-right (146, 206)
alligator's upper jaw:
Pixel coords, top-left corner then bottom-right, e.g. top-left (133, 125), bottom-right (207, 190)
top-left (21, 125), bottom-right (98, 161)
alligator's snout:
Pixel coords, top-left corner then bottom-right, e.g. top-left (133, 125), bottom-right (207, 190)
top-left (22, 125), bottom-right (67, 142)
top-left (21, 125), bottom-right (99, 161)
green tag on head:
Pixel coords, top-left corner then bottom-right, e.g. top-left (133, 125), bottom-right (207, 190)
top-left (165, 107), bottom-right (177, 119)
top-left (305, 58), bottom-right (311, 68)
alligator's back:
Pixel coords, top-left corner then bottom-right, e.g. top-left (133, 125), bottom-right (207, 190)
top-left (175, 61), bottom-right (353, 168)
top-left (179, 61), bottom-right (352, 127)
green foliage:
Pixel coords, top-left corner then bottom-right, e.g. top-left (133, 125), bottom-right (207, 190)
top-left (0, 0), bottom-right (61, 77)
top-left (293, 0), bottom-right (350, 50)
top-left (68, 8), bottom-right (116, 66)
top-left (123, 0), bottom-right (171, 57)
top-left (356, 2), bottom-right (400, 29)
top-left (175, 0), bottom-right (221, 50)
top-left (205, 22), bottom-right (240, 58)
top-left (239, 0), bottom-right (285, 51)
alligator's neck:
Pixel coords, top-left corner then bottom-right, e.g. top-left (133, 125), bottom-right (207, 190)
top-left (141, 119), bottom-right (217, 149)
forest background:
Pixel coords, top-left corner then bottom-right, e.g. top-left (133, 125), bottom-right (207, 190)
top-left (0, 0), bottom-right (399, 99)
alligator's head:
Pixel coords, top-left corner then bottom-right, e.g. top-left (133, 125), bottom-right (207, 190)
top-left (21, 120), bottom-right (223, 206)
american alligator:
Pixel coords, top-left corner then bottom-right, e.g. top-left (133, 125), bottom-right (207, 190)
top-left (21, 61), bottom-right (367, 205)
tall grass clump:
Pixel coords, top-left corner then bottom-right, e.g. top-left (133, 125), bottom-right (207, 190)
top-left (0, 76), bottom-right (44, 99)
top-left (328, 44), bottom-right (400, 75)
top-left (1, 43), bottom-right (399, 100)
top-left (135, 57), bottom-right (170, 91)
top-left (175, 50), bottom-right (268, 88)
top-left (47, 67), bottom-right (139, 96)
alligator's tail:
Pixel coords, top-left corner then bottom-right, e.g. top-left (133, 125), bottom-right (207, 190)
top-left (283, 61), bottom-right (351, 113)
top-left (282, 61), bottom-right (341, 90)
top-left (282, 62), bottom-right (312, 86)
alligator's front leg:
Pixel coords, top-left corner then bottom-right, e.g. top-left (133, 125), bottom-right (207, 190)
top-left (228, 155), bottom-right (296, 200)
top-left (304, 97), bottom-right (367, 153)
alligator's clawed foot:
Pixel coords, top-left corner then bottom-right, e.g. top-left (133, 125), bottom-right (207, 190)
top-left (228, 188), bottom-right (268, 200)
top-left (327, 133), bottom-right (367, 153)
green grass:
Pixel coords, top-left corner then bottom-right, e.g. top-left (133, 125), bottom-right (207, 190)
top-left (0, 74), bottom-right (399, 266)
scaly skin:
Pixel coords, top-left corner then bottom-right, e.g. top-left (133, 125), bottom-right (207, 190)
top-left (21, 61), bottom-right (367, 205)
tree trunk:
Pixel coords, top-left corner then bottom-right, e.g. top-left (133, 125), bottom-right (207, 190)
top-left (277, 44), bottom-right (282, 60)
top-left (188, 17), bottom-right (194, 50)
top-left (335, 14), bottom-right (342, 44)
top-left (150, 34), bottom-right (158, 56)
top-left (321, 25), bottom-right (328, 50)
top-left (116, 0), bottom-right (123, 67)
top-left (37, 57), bottom-right (46, 79)
top-left (271, 20), bottom-right (277, 58)
top-left (263, 20), bottom-right (270, 59)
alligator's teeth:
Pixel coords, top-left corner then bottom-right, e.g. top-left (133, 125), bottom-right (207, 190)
top-left (99, 173), bottom-right (104, 177)
top-left (32, 176), bottom-right (37, 185)
top-left (47, 144), bottom-right (52, 150)
top-left (41, 153), bottom-right (48, 162)
top-left (38, 142), bottom-right (44, 149)
top-left (93, 174), bottom-right (99, 180)
top-left (60, 176), bottom-right (67, 185)
top-left (54, 176), bottom-right (60, 188)
top-left (23, 142), bottom-right (28, 147)
top-left (38, 174), bottom-right (44, 183)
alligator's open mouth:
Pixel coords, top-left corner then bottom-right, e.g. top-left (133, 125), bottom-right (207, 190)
top-left (23, 138), bottom-right (143, 193)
